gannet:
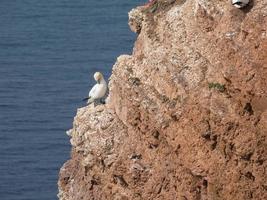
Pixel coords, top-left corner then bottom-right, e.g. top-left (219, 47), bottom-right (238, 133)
top-left (232, 0), bottom-right (250, 8)
top-left (83, 72), bottom-right (107, 104)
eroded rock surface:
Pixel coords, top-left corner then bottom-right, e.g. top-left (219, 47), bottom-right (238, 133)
top-left (58, 0), bottom-right (267, 199)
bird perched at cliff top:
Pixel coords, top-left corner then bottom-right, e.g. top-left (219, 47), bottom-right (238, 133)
top-left (232, 0), bottom-right (250, 8)
top-left (83, 72), bottom-right (107, 104)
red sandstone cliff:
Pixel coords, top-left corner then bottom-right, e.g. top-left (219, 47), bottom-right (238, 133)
top-left (58, 0), bottom-right (267, 199)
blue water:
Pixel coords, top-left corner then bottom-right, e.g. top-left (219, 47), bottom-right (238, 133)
top-left (0, 0), bottom-right (144, 199)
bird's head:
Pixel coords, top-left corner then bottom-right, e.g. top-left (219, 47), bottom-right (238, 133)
top-left (94, 72), bottom-right (103, 84)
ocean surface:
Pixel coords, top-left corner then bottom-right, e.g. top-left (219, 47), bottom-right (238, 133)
top-left (0, 0), bottom-right (144, 199)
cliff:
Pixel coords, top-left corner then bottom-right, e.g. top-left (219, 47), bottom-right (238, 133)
top-left (58, 0), bottom-right (267, 199)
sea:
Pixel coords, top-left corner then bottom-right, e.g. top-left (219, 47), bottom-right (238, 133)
top-left (0, 0), bottom-right (144, 199)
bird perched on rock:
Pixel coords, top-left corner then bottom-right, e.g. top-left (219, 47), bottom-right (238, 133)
top-left (83, 72), bottom-right (107, 105)
top-left (232, 0), bottom-right (250, 8)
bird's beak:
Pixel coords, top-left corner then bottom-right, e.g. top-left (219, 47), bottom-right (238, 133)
top-left (97, 79), bottom-right (100, 84)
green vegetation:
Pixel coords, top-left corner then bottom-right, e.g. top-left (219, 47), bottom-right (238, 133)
top-left (208, 82), bottom-right (225, 92)
top-left (148, 1), bottom-right (158, 13)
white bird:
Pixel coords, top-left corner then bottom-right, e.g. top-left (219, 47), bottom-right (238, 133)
top-left (83, 72), bottom-right (107, 104)
top-left (232, 0), bottom-right (250, 8)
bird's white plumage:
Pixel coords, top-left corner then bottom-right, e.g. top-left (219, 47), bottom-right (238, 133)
top-left (88, 81), bottom-right (107, 99)
top-left (87, 72), bottom-right (107, 104)
top-left (232, 0), bottom-right (250, 8)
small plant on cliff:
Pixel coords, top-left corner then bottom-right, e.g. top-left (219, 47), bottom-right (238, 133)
top-left (208, 82), bottom-right (225, 92)
top-left (149, 1), bottom-right (158, 13)
top-left (142, 0), bottom-right (158, 13)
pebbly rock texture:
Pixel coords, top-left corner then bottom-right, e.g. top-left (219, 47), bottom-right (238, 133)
top-left (58, 0), bottom-right (267, 199)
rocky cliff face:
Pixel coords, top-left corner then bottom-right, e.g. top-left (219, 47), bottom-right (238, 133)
top-left (58, 0), bottom-right (267, 199)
